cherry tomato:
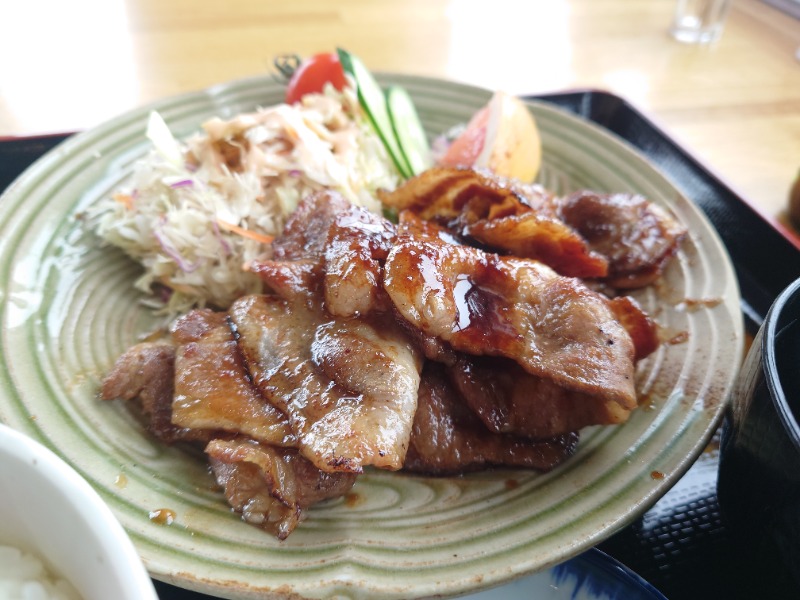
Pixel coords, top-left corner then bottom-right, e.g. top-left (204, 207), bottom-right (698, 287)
top-left (285, 53), bottom-right (349, 104)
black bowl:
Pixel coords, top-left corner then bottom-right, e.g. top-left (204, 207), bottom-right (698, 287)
top-left (718, 276), bottom-right (800, 596)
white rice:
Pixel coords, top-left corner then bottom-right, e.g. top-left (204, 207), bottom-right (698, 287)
top-left (0, 545), bottom-right (81, 600)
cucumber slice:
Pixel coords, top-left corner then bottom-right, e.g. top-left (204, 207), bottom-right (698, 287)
top-left (386, 85), bottom-right (431, 177)
top-left (336, 48), bottom-right (412, 177)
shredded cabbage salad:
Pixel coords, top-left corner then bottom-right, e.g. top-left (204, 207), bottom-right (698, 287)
top-left (90, 85), bottom-right (400, 314)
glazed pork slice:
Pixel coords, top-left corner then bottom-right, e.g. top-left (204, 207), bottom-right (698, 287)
top-left (380, 167), bottom-right (687, 288)
top-left (247, 190), bottom-right (352, 304)
top-left (383, 235), bottom-right (637, 410)
top-left (248, 190), bottom-right (398, 318)
top-left (403, 364), bottom-right (579, 475)
top-left (100, 309), bottom-right (299, 447)
top-left (557, 191), bottom-right (688, 289)
top-left (438, 298), bottom-right (658, 440)
top-left (608, 295), bottom-right (661, 362)
top-left (464, 213), bottom-right (609, 278)
top-left (446, 355), bottom-right (632, 439)
top-left (378, 165), bottom-right (551, 222)
top-left (170, 310), bottom-right (297, 447)
top-left (229, 294), bottom-right (422, 473)
top-left (206, 437), bottom-right (357, 540)
top-left (322, 204), bottom-right (397, 317)
top-left (100, 341), bottom-right (190, 443)
top-left (270, 190), bottom-right (352, 261)
top-left (379, 167), bottom-right (608, 278)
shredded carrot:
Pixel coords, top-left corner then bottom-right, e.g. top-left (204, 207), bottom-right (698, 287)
top-left (216, 219), bottom-right (275, 244)
top-left (113, 192), bottom-right (135, 210)
top-left (283, 120), bottom-right (301, 143)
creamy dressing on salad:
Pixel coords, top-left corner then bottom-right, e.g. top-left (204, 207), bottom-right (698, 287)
top-left (89, 85), bottom-right (399, 314)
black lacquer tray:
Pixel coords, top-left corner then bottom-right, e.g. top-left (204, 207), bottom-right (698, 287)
top-left (2, 90), bottom-right (799, 600)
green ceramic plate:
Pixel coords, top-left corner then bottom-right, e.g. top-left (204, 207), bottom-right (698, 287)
top-left (0, 74), bottom-right (743, 600)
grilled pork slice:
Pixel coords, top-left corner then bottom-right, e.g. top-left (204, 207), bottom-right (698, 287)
top-left (397, 209), bottom-right (464, 245)
top-left (247, 191), bottom-right (350, 305)
top-left (379, 167), bottom-right (607, 278)
top-left (170, 310), bottom-right (297, 447)
top-left (100, 314), bottom-right (297, 447)
top-left (383, 235), bottom-right (637, 410)
top-left (229, 294), bottom-right (422, 473)
top-left (464, 213), bottom-right (609, 278)
top-left (608, 295), bottom-right (661, 362)
top-left (100, 341), bottom-right (192, 443)
top-left (271, 190), bottom-right (352, 262)
top-left (206, 437), bottom-right (357, 540)
top-left (250, 191), bottom-right (398, 317)
top-left (404, 364), bottom-right (579, 475)
top-left (558, 191), bottom-right (688, 289)
top-left (322, 204), bottom-right (396, 317)
top-left (380, 167), bottom-right (687, 289)
top-left (447, 355), bottom-right (631, 439)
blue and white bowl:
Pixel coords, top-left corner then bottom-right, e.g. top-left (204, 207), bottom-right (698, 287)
top-left (465, 548), bottom-right (667, 599)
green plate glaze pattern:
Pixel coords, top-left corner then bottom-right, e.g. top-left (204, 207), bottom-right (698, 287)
top-left (0, 75), bottom-right (743, 600)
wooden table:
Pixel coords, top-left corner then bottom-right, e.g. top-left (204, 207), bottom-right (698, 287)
top-left (1, 0), bottom-right (798, 238)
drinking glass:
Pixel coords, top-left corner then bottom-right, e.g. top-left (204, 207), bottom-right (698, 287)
top-left (670, 0), bottom-right (732, 43)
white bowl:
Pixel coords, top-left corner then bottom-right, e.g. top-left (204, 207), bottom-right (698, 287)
top-left (0, 423), bottom-right (158, 600)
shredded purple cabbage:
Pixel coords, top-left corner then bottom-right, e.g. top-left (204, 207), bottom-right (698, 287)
top-left (211, 221), bottom-right (233, 256)
top-left (154, 217), bottom-right (201, 272)
top-left (169, 179), bottom-right (194, 189)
